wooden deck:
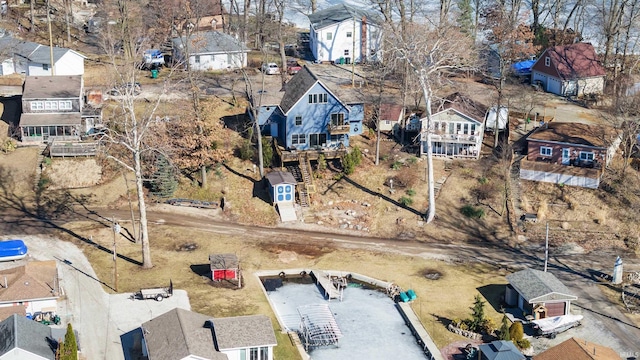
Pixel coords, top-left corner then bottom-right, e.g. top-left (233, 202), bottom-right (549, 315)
top-left (310, 270), bottom-right (343, 301)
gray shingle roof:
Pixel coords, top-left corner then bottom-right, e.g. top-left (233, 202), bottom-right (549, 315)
top-left (0, 314), bottom-right (56, 359)
top-left (506, 268), bottom-right (577, 303)
top-left (211, 315), bottom-right (277, 350)
top-left (142, 308), bottom-right (227, 360)
top-left (479, 340), bottom-right (525, 360)
top-left (22, 75), bottom-right (83, 99)
top-left (171, 31), bottom-right (248, 55)
top-left (209, 253), bottom-right (239, 270)
top-left (308, 4), bottom-right (381, 30)
top-left (279, 66), bottom-right (318, 114)
top-left (142, 309), bottom-right (276, 359)
top-left (265, 171), bottom-right (297, 186)
top-left (0, 35), bottom-right (85, 64)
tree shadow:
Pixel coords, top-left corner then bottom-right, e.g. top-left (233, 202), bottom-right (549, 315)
top-left (339, 175), bottom-right (424, 217)
top-left (477, 284), bottom-right (507, 313)
top-left (431, 313), bottom-right (452, 328)
top-left (0, 166), bottom-right (142, 266)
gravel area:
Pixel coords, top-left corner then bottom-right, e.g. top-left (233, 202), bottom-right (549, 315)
top-left (0, 235), bottom-right (190, 360)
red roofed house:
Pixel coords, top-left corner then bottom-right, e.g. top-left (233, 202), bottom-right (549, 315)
top-left (377, 103), bottom-right (405, 132)
top-left (531, 43), bottom-right (606, 97)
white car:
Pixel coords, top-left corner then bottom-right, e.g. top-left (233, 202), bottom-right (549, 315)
top-left (262, 62), bottom-right (280, 75)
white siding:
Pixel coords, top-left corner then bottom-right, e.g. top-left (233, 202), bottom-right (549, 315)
top-left (519, 169), bottom-right (600, 188)
top-left (26, 52), bottom-right (85, 76)
top-left (222, 347), bottom-right (274, 360)
top-left (0, 348), bottom-right (49, 360)
top-left (310, 20), bottom-right (382, 63)
top-left (577, 77), bottom-right (605, 96)
top-left (0, 58), bottom-right (14, 75)
top-left (188, 52), bottom-right (246, 71)
top-left (0, 299), bottom-right (57, 315)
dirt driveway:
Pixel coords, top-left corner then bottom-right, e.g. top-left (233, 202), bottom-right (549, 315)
top-left (0, 235), bottom-right (190, 360)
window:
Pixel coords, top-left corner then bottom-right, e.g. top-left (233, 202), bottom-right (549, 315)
top-left (540, 146), bottom-right (552, 157)
top-left (344, 49), bottom-right (350, 56)
top-left (331, 113), bottom-right (345, 126)
top-left (42, 64), bottom-right (49, 71)
top-left (326, 32), bottom-right (332, 40)
top-left (330, 134), bottom-right (344, 142)
top-left (195, 55), bottom-right (200, 63)
top-left (44, 101), bottom-right (58, 110)
top-left (59, 101), bottom-right (72, 110)
top-left (295, 116), bottom-right (302, 126)
top-left (471, 124), bottom-right (477, 133)
top-left (308, 93), bottom-right (327, 104)
top-left (347, 31), bottom-right (352, 38)
top-left (30, 101), bottom-right (44, 111)
top-left (291, 134), bottom-right (306, 145)
top-left (249, 347), bottom-right (268, 360)
top-left (545, 57), bottom-right (550, 66)
top-left (579, 151), bottom-right (595, 161)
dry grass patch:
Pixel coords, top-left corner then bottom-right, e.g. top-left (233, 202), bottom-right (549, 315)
top-left (45, 158), bottom-right (102, 189)
top-left (0, 147), bottom-right (39, 196)
top-left (65, 222), bottom-right (507, 352)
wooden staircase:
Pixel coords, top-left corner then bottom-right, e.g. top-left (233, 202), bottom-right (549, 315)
top-left (284, 153), bottom-right (316, 207)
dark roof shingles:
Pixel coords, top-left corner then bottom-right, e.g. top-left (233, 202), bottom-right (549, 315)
top-left (279, 66), bottom-right (318, 114)
top-left (506, 268), bottom-right (576, 302)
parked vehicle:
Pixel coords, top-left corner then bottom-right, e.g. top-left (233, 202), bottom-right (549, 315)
top-left (287, 59), bottom-right (302, 75)
top-left (262, 62), bottom-right (280, 75)
top-left (531, 314), bottom-right (583, 338)
top-left (107, 82), bottom-right (141, 96)
top-left (0, 239), bottom-right (28, 262)
top-left (143, 49), bottom-right (165, 69)
top-left (130, 280), bottom-right (173, 301)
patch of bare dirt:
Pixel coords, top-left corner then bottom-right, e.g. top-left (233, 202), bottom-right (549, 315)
top-left (261, 242), bottom-right (335, 258)
top-left (45, 158), bottom-right (102, 189)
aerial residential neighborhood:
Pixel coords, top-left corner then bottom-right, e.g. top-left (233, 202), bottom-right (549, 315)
top-left (1, 0), bottom-right (640, 360)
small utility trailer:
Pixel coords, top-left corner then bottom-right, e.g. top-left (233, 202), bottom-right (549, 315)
top-left (531, 314), bottom-right (583, 338)
top-left (130, 280), bottom-right (173, 302)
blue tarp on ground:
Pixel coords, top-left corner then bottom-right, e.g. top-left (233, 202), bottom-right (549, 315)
top-left (512, 60), bottom-right (535, 76)
top-left (0, 239), bottom-right (27, 259)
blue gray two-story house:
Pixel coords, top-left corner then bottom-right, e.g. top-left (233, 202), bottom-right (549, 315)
top-left (254, 66), bottom-right (364, 153)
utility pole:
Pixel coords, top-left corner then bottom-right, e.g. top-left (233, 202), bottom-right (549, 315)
top-left (351, 16), bottom-right (356, 87)
top-left (112, 217), bottom-right (121, 292)
top-left (46, 0), bottom-right (55, 75)
top-left (544, 222), bottom-right (549, 272)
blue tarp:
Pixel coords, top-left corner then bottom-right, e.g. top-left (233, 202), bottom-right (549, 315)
top-left (512, 60), bottom-right (535, 76)
top-left (0, 239), bottom-right (27, 259)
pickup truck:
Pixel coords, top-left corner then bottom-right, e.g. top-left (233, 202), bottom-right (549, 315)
top-left (287, 59), bottom-right (302, 75)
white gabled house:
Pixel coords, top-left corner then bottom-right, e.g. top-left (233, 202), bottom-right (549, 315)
top-left (0, 36), bottom-right (85, 76)
top-left (172, 31), bottom-right (248, 71)
top-left (420, 93), bottom-right (486, 159)
top-left (308, 4), bottom-right (382, 64)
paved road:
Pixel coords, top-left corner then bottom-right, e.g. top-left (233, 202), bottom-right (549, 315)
top-left (2, 206), bottom-right (640, 355)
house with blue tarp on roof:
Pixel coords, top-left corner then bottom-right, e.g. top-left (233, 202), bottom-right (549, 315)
top-left (512, 59), bottom-right (536, 76)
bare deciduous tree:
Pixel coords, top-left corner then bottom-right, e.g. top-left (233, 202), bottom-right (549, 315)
top-left (386, 23), bottom-right (477, 223)
top-left (99, 5), bottom-right (176, 269)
